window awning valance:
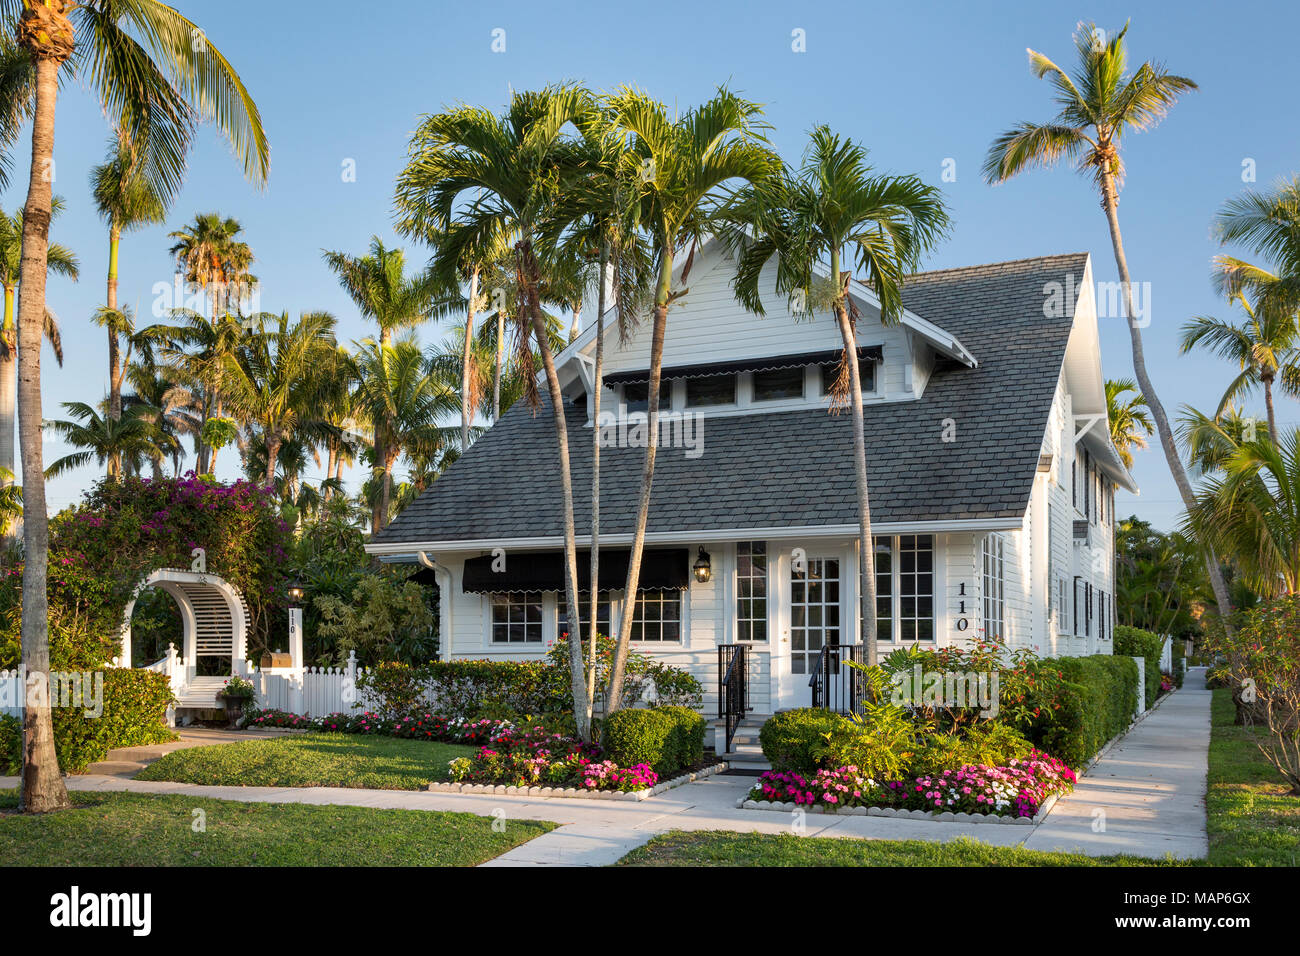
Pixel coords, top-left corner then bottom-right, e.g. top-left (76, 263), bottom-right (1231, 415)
top-left (602, 346), bottom-right (882, 386)
top-left (459, 548), bottom-right (690, 594)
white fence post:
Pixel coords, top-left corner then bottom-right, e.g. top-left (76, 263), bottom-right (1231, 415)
top-left (1132, 657), bottom-right (1146, 717)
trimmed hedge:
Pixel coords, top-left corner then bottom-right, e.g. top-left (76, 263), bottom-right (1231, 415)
top-left (758, 708), bottom-right (856, 773)
top-left (1115, 625), bottom-right (1164, 708)
top-left (421, 660), bottom-right (568, 720)
top-left (0, 669), bottom-right (175, 775)
top-left (1024, 655), bottom-right (1138, 769)
top-left (600, 705), bottom-right (705, 776)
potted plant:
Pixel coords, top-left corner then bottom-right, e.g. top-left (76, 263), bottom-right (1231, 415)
top-left (219, 674), bottom-right (256, 727)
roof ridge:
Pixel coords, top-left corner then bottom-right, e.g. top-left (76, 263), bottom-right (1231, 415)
top-left (899, 252), bottom-right (1090, 282)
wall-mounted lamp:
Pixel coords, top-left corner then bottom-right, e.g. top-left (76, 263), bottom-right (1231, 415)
top-left (692, 547), bottom-right (712, 584)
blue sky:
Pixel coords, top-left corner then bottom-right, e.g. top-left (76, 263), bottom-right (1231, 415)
top-left (17, 0), bottom-right (1300, 530)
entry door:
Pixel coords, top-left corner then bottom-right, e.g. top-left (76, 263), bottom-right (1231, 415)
top-left (779, 555), bottom-right (841, 709)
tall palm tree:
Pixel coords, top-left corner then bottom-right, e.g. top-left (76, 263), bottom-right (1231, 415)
top-left (91, 133), bottom-right (168, 422)
top-left (2, 0), bottom-right (266, 813)
top-left (595, 88), bottom-right (781, 711)
top-left (1180, 294), bottom-right (1297, 446)
top-left (727, 125), bottom-right (948, 669)
top-left (351, 337), bottom-right (458, 532)
top-left (1105, 377), bottom-right (1154, 470)
top-left (44, 402), bottom-right (161, 480)
top-left (0, 200), bottom-right (74, 522)
top-left (168, 213), bottom-right (255, 322)
top-left (394, 84), bottom-right (598, 737)
top-left (218, 311), bottom-right (337, 486)
top-left (1186, 428), bottom-right (1300, 598)
top-left (123, 360), bottom-right (195, 477)
top-left (981, 21), bottom-right (1235, 626)
top-left (323, 237), bottom-right (445, 527)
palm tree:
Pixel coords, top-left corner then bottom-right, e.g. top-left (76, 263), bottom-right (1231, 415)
top-left (218, 311), bottom-right (337, 486)
top-left (1213, 176), bottom-right (1300, 321)
top-left (123, 360), bottom-right (195, 477)
top-left (1180, 295), bottom-right (1297, 447)
top-left (351, 338), bottom-right (458, 532)
top-left (168, 213), bottom-right (255, 322)
top-left (44, 402), bottom-right (161, 480)
top-left (981, 21), bottom-right (1236, 626)
top-left (394, 84), bottom-right (598, 737)
top-left (91, 134), bottom-right (168, 422)
top-left (323, 237), bottom-right (445, 527)
top-left (594, 88), bottom-right (781, 711)
top-left (2, 0), bottom-right (266, 813)
top-left (0, 200), bottom-right (74, 526)
top-left (1105, 377), bottom-right (1155, 469)
top-left (1186, 429), bottom-right (1300, 598)
top-left (727, 125), bottom-right (947, 669)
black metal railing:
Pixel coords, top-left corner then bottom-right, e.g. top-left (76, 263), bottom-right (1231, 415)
top-left (809, 643), bottom-right (868, 715)
top-left (717, 644), bottom-right (750, 752)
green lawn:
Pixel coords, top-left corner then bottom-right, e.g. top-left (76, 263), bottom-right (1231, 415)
top-left (0, 790), bottom-right (553, 866)
top-left (617, 831), bottom-right (1184, 867)
top-left (135, 733), bottom-right (475, 790)
top-left (1206, 688), bottom-right (1300, 866)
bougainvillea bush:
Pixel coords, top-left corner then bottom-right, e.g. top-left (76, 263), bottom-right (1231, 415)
top-left (749, 751), bottom-right (1075, 818)
top-left (0, 474), bottom-right (294, 670)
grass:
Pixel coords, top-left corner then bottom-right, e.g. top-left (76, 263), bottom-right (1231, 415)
top-left (135, 733), bottom-right (475, 790)
top-left (1206, 688), bottom-right (1300, 866)
top-left (617, 831), bottom-right (1185, 866)
top-left (0, 790), bottom-right (554, 866)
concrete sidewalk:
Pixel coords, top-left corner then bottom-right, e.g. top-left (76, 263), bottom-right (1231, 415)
top-left (1021, 667), bottom-right (1210, 860)
top-left (1, 672), bottom-right (1212, 865)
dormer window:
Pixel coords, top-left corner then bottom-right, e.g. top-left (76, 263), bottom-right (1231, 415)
top-left (622, 382), bottom-right (670, 413)
top-left (752, 367), bottom-right (805, 401)
top-left (819, 358), bottom-right (875, 397)
top-left (686, 373), bottom-right (736, 408)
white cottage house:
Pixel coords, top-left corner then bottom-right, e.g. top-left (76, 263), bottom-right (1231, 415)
top-left (365, 244), bottom-right (1135, 731)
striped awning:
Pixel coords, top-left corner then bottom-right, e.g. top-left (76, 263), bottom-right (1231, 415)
top-left (601, 345), bottom-right (882, 386)
top-left (458, 548), bottom-right (690, 594)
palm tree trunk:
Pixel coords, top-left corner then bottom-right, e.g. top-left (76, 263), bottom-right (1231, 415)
top-left (1, 287), bottom-right (16, 505)
top-left (1263, 376), bottom-right (1279, 446)
top-left (492, 308), bottom-right (504, 422)
top-left (607, 252), bottom-right (671, 716)
top-left (15, 51), bottom-right (70, 813)
top-left (107, 223), bottom-right (122, 421)
top-left (372, 328), bottom-right (392, 533)
top-left (324, 438), bottom-right (337, 499)
top-left (1099, 170), bottom-right (1236, 628)
top-left (461, 267), bottom-right (479, 451)
top-left (522, 243), bottom-right (591, 740)
top-left (587, 244), bottom-right (608, 718)
top-left (832, 255), bottom-right (878, 666)
top-left (264, 434), bottom-right (279, 487)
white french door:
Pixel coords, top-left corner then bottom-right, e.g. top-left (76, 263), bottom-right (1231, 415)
top-left (777, 555), bottom-right (842, 709)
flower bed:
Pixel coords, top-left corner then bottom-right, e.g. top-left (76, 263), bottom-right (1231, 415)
top-left (745, 751), bottom-right (1076, 821)
top-left (241, 707), bottom-right (665, 793)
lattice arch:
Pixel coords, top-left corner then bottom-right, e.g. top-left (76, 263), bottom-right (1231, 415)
top-left (118, 568), bottom-right (250, 669)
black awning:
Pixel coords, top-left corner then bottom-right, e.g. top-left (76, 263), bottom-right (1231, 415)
top-left (461, 548), bottom-right (690, 594)
top-left (602, 346), bottom-right (882, 386)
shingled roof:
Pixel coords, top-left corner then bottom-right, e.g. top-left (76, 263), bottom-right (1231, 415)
top-left (370, 253), bottom-right (1088, 548)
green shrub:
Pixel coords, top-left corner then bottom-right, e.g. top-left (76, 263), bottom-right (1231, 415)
top-left (601, 706), bottom-right (701, 776)
top-left (819, 703), bottom-right (919, 781)
top-left (1114, 625), bottom-right (1164, 708)
top-left (50, 668), bottom-right (176, 773)
top-left (759, 708), bottom-right (856, 773)
top-left (912, 721), bottom-right (1035, 776)
top-left (357, 661), bottom-right (427, 719)
top-left (0, 713), bottom-right (18, 774)
top-left (1171, 640), bottom-right (1186, 688)
top-left (1205, 666), bottom-right (1232, 690)
top-left (1017, 655), bottom-right (1137, 768)
top-left (422, 659), bottom-right (568, 720)
top-left (645, 662), bottom-right (704, 709)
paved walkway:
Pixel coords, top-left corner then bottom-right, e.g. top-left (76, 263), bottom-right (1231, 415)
top-left (1, 671), bottom-right (1212, 865)
top-left (1021, 667), bottom-right (1211, 860)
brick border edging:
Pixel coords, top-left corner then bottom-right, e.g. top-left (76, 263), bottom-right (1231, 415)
top-left (733, 791), bottom-right (1060, 826)
top-left (424, 761), bottom-right (728, 801)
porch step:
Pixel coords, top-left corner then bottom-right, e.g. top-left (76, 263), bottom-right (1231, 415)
top-left (720, 744), bottom-right (770, 771)
top-left (175, 676), bottom-right (228, 709)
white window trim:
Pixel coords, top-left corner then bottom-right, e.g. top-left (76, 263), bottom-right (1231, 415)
top-left (981, 533), bottom-right (1006, 642)
top-left (869, 533), bottom-right (936, 645)
top-left (485, 592), bottom-right (550, 650)
top-left (734, 540), bottom-right (770, 642)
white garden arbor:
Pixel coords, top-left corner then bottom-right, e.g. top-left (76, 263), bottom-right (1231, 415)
top-left (119, 568), bottom-right (253, 709)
